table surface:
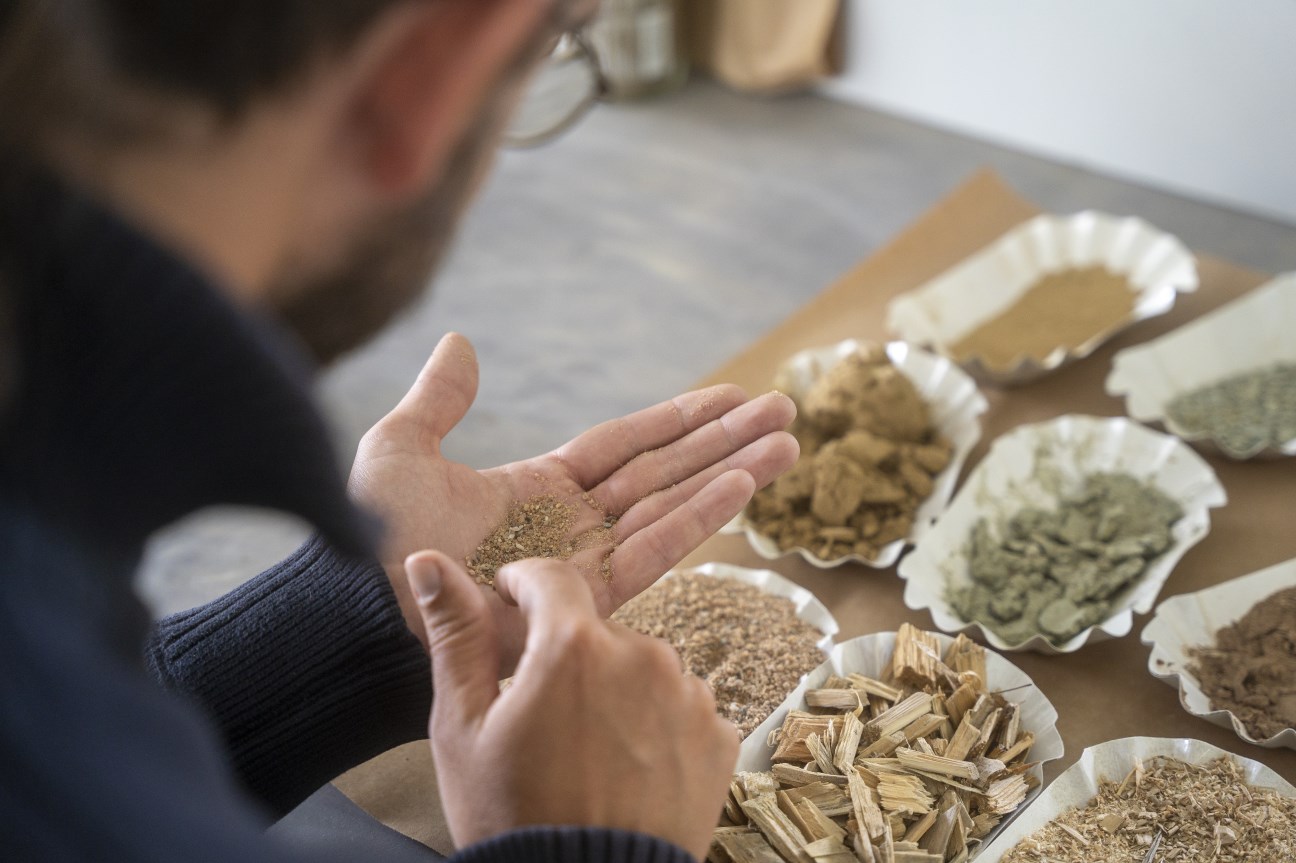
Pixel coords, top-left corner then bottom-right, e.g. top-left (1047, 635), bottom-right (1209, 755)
top-left (131, 80), bottom-right (1296, 852)
top-left (681, 169), bottom-right (1296, 790)
top-left (137, 80), bottom-right (1296, 617)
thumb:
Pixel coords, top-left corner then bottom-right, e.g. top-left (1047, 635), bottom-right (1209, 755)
top-left (406, 550), bottom-right (500, 725)
top-left (394, 332), bottom-right (479, 440)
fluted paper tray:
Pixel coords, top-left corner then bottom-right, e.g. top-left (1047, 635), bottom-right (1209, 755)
top-left (899, 415), bottom-right (1227, 654)
top-left (1141, 557), bottom-right (1296, 749)
top-left (887, 211), bottom-right (1198, 386)
top-left (734, 632), bottom-right (1064, 848)
top-left (1107, 272), bottom-right (1296, 459)
top-left (975, 737), bottom-right (1296, 861)
top-left (723, 339), bottom-right (987, 569)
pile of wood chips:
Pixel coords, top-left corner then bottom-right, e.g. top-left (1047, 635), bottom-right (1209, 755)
top-left (711, 625), bottom-right (1040, 863)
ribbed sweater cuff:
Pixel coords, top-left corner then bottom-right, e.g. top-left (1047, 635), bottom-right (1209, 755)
top-left (146, 534), bottom-right (432, 816)
top-left (451, 827), bottom-right (698, 863)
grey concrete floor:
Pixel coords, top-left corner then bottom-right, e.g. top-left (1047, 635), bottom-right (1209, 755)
top-left (137, 79), bottom-right (1296, 616)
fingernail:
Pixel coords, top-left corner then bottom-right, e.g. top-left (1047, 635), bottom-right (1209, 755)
top-left (406, 554), bottom-right (443, 600)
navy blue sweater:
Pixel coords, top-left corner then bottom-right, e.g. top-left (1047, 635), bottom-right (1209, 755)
top-left (0, 169), bottom-right (696, 863)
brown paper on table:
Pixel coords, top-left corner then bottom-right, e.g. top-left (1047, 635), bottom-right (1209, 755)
top-left (683, 0), bottom-right (842, 93)
top-left (336, 169), bottom-right (1296, 850)
top-left (333, 741), bottom-right (450, 853)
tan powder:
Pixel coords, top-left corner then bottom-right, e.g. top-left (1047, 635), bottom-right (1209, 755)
top-left (950, 266), bottom-right (1135, 371)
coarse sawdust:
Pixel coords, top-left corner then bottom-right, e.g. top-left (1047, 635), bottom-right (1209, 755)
top-left (744, 345), bottom-right (953, 561)
top-left (465, 494), bottom-right (617, 586)
top-left (1000, 755), bottom-right (1296, 862)
top-left (613, 574), bottom-right (824, 737)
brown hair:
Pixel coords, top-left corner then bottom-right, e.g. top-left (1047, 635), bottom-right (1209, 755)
top-left (0, 0), bottom-right (416, 155)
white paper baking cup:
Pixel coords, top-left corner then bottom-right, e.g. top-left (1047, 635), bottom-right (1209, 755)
top-left (976, 737), bottom-right (1296, 861)
top-left (665, 563), bottom-right (840, 658)
top-left (899, 415), bottom-right (1227, 654)
top-left (1107, 272), bottom-right (1296, 459)
top-left (1141, 557), bottom-right (1296, 749)
top-left (736, 632), bottom-right (1064, 849)
top-left (887, 211), bottom-right (1199, 386)
top-left (723, 339), bottom-right (987, 569)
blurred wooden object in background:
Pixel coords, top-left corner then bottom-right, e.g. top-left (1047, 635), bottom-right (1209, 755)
top-left (682, 0), bottom-right (843, 93)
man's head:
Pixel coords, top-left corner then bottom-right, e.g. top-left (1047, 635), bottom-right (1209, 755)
top-left (0, 0), bottom-right (595, 361)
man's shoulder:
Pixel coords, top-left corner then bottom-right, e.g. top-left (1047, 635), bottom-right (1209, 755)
top-left (0, 488), bottom-right (151, 651)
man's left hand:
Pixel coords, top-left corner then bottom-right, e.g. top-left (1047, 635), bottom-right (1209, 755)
top-left (348, 333), bottom-right (799, 671)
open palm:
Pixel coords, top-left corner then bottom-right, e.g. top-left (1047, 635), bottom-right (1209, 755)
top-left (348, 333), bottom-right (798, 671)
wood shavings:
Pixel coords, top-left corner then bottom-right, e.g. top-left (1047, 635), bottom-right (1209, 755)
top-left (715, 627), bottom-right (1039, 863)
top-left (710, 829), bottom-right (784, 863)
top-left (999, 756), bottom-right (1296, 862)
top-left (738, 794), bottom-right (807, 863)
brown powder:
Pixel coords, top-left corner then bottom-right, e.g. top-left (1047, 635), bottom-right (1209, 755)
top-left (1187, 585), bottom-right (1296, 740)
top-left (745, 347), bottom-right (953, 561)
top-left (1000, 756), bottom-right (1296, 862)
top-left (465, 495), bottom-right (617, 586)
top-left (799, 345), bottom-right (932, 440)
top-left (949, 266), bottom-right (1136, 371)
top-left (612, 574), bottom-right (825, 737)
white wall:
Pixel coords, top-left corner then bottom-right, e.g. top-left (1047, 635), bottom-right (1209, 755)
top-left (822, 0), bottom-right (1296, 224)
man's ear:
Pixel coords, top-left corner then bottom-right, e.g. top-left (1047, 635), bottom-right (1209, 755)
top-left (348, 0), bottom-right (550, 199)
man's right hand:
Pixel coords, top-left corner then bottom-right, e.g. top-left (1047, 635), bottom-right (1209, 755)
top-left (407, 549), bottom-right (737, 862)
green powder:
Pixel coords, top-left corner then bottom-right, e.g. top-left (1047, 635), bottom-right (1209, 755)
top-left (1165, 362), bottom-right (1296, 457)
top-left (949, 473), bottom-right (1183, 646)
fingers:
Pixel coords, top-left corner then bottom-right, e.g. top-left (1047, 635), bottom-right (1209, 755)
top-left (613, 431), bottom-right (799, 538)
top-left (552, 385), bottom-right (748, 489)
top-left (590, 392), bottom-right (796, 516)
top-left (606, 470), bottom-right (756, 609)
top-left (494, 557), bottom-right (601, 656)
top-left (393, 333), bottom-right (480, 440)
top-left (407, 551), bottom-right (500, 725)
top-left (684, 676), bottom-right (742, 767)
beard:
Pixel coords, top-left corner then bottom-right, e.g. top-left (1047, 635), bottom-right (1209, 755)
top-left (265, 125), bottom-right (488, 365)
top-left (264, 0), bottom-right (583, 366)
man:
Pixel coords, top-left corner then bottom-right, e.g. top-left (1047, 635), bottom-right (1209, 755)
top-left (0, 1), bottom-right (800, 861)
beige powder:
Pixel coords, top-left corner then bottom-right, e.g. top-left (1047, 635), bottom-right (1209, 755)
top-left (950, 266), bottom-right (1135, 371)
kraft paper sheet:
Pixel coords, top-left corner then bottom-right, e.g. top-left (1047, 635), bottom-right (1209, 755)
top-left (335, 170), bottom-right (1296, 852)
